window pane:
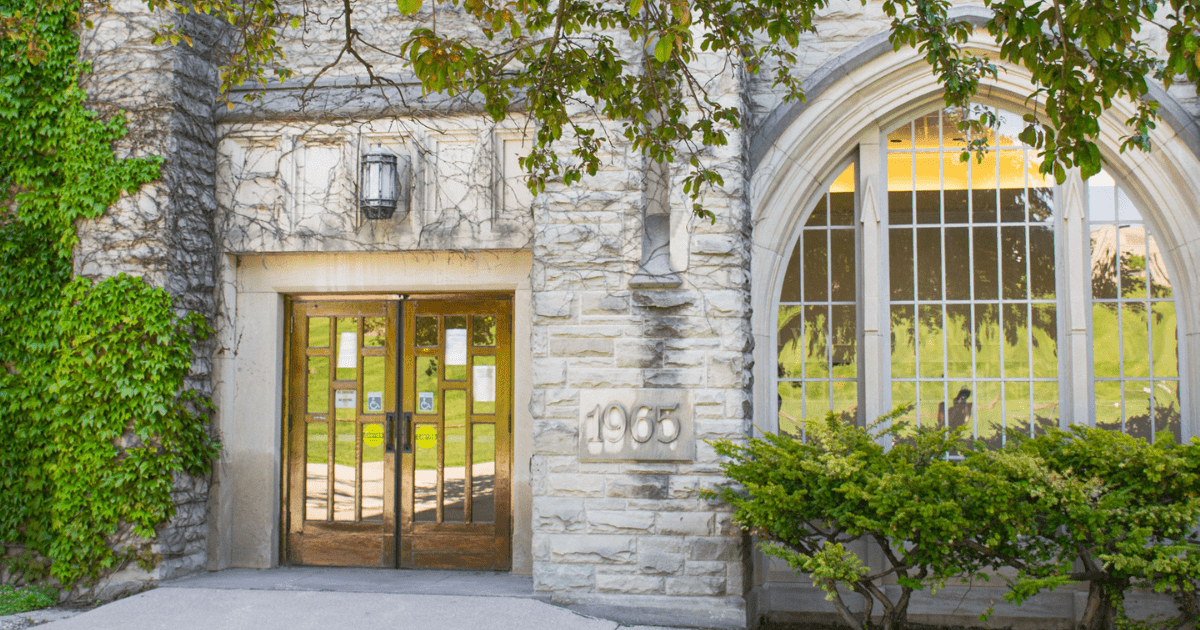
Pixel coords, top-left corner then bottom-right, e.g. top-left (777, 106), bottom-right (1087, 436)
top-left (942, 154), bottom-right (969, 224)
top-left (974, 304), bottom-right (1001, 378)
top-left (308, 317), bottom-right (330, 348)
top-left (1032, 381), bottom-right (1059, 435)
top-left (335, 318), bottom-right (358, 380)
top-left (1030, 304), bottom-right (1058, 378)
top-left (888, 189), bottom-right (913, 226)
top-left (944, 227), bottom-right (971, 300)
top-left (362, 423), bottom-right (384, 522)
top-left (778, 381), bottom-right (805, 437)
top-left (416, 356), bottom-right (439, 414)
top-left (1094, 380), bottom-right (1123, 432)
top-left (1027, 186), bottom-right (1054, 223)
top-left (919, 381), bottom-right (944, 429)
top-left (917, 305), bottom-right (943, 378)
top-left (806, 196), bottom-right (828, 227)
top-left (830, 305), bottom-right (857, 379)
top-left (363, 356), bottom-right (385, 414)
top-left (971, 226), bottom-right (999, 301)
top-left (887, 122), bottom-right (913, 150)
top-left (1092, 303), bottom-right (1121, 378)
top-left (889, 228), bottom-right (914, 301)
top-left (890, 305), bottom-right (916, 379)
top-left (472, 424), bottom-right (496, 523)
top-left (1000, 226), bottom-right (1028, 300)
top-left (1123, 381), bottom-right (1152, 442)
top-left (1005, 381), bottom-right (1032, 437)
top-left (445, 316), bottom-right (468, 381)
top-left (829, 229), bottom-right (856, 302)
top-left (472, 355), bottom-right (497, 415)
top-left (803, 232), bottom-right (828, 302)
top-left (472, 315), bottom-right (497, 347)
top-left (414, 423), bottom-right (437, 522)
top-left (781, 239), bottom-right (803, 303)
top-left (1121, 303), bottom-right (1150, 378)
top-left (829, 191), bottom-right (854, 226)
top-left (1119, 226), bottom-right (1149, 299)
top-left (1002, 304), bottom-right (1029, 378)
top-left (333, 420), bottom-right (356, 521)
top-left (306, 422), bottom-right (329, 521)
top-left (804, 306), bottom-right (829, 378)
top-left (444, 390), bottom-right (467, 523)
top-left (915, 228), bottom-right (943, 301)
top-left (363, 317), bottom-right (386, 347)
top-left (944, 304), bottom-right (972, 379)
top-left (832, 381), bottom-right (858, 420)
top-left (1149, 236), bottom-right (1172, 298)
top-left (415, 315), bottom-right (439, 347)
top-left (1151, 302), bottom-right (1178, 378)
top-left (1092, 224), bottom-right (1120, 300)
top-left (974, 381), bottom-right (1003, 447)
top-left (778, 305), bottom-right (805, 379)
top-left (308, 357), bottom-right (329, 413)
top-left (1154, 384), bottom-right (1182, 443)
top-left (999, 186), bottom-right (1025, 223)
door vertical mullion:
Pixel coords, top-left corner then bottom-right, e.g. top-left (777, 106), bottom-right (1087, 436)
top-left (325, 317), bottom-right (335, 522)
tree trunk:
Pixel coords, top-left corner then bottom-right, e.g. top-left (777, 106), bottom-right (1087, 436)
top-left (1077, 581), bottom-right (1119, 630)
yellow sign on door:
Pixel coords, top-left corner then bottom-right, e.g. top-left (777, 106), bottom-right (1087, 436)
top-left (363, 424), bottom-right (384, 447)
top-left (415, 425), bottom-right (436, 449)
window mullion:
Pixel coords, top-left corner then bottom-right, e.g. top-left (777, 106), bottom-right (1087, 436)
top-left (1059, 170), bottom-right (1091, 428)
top-left (858, 134), bottom-right (889, 426)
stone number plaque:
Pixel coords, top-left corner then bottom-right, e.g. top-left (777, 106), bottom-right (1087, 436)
top-left (578, 389), bottom-right (693, 462)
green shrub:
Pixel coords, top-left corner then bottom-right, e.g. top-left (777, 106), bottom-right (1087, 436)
top-left (711, 414), bottom-right (1200, 630)
top-left (710, 410), bottom-right (997, 630)
top-left (0, 584), bottom-right (58, 616)
top-left (963, 428), bottom-right (1200, 630)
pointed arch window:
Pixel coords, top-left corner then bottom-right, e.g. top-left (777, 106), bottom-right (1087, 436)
top-left (775, 106), bottom-right (1182, 443)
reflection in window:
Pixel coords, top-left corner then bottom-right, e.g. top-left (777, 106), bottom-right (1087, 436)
top-left (887, 108), bottom-right (1058, 445)
top-left (1089, 170), bottom-right (1180, 442)
top-left (777, 164), bottom-right (857, 436)
top-left (775, 106), bottom-right (1183, 444)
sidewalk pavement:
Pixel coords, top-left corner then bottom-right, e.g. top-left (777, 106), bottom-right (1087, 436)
top-left (18, 567), bottom-right (691, 630)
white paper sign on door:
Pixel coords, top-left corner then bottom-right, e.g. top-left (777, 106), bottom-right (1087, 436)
top-left (473, 365), bottom-right (496, 402)
top-left (337, 331), bottom-right (357, 369)
top-left (446, 329), bottom-right (467, 365)
top-left (335, 390), bottom-right (357, 409)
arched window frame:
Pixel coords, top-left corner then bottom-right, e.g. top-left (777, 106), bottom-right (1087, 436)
top-left (770, 106), bottom-right (1189, 443)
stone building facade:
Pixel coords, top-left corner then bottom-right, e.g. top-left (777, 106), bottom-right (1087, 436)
top-left (73, 0), bottom-right (1200, 626)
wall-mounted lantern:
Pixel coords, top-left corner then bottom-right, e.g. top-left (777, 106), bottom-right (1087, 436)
top-left (360, 144), bottom-right (406, 220)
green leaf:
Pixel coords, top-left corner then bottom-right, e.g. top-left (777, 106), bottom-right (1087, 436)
top-left (654, 33), bottom-right (673, 62)
top-left (397, 0), bottom-right (423, 15)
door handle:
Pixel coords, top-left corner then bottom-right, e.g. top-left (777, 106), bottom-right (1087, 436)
top-left (402, 411), bottom-right (413, 453)
top-left (385, 412), bottom-right (395, 453)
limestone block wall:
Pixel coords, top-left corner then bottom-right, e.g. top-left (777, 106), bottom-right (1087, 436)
top-left (214, 117), bottom-right (534, 253)
top-left (521, 50), bottom-right (755, 628)
top-left (73, 0), bottom-right (224, 593)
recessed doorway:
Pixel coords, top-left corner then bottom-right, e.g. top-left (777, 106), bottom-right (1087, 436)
top-left (284, 295), bottom-right (513, 570)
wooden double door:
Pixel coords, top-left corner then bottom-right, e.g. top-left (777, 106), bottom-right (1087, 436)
top-left (285, 296), bottom-right (513, 569)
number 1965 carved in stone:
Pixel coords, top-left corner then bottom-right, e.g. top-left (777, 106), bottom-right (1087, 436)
top-left (578, 389), bottom-right (693, 462)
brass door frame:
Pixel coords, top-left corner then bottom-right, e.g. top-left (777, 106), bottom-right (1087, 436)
top-left (399, 297), bottom-right (513, 569)
top-left (284, 300), bottom-right (398, 567)
top-left (282, 294), bottom-right (513, 570)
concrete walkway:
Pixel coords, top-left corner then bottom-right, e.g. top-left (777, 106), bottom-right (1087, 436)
top-left (28, 567), bottom-right (690, 630)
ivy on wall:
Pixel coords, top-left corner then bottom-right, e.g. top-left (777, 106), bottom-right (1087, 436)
top-left (0, 0), bottom-right (219, 587)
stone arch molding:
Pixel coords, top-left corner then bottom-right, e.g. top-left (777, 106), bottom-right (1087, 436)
top-left (749, 24), bottom-right (1200, 439)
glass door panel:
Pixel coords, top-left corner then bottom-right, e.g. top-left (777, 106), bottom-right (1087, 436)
top-left (287, 300), bottom-right (397, 567)
top-left (400, 298), bottom-right (512, 570)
